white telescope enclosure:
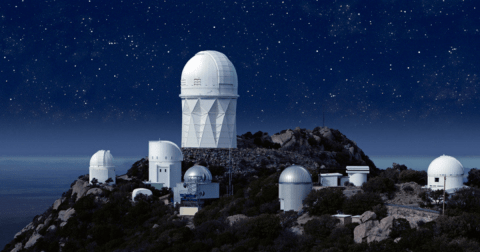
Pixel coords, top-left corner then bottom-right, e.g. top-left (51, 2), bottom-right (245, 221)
top-left (346, 166), bottom-right (369, 186)
top-left (279, 165), bottom-right (312, 212)
top-left (89, 150), bottom-right (115, 185)
top-left (132, 188), bottom-right (153, 202)
top-left (149, 140), bottom-right (183, 189)
top-left (180, 50), bottom-right (239, 148)
top-left (426, 155), bottom-right (465, 192)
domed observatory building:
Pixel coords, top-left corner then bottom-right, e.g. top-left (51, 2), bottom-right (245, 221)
top-left (425, 155), bottom-right (467, 193)
top-left (132, 188), bottom-right (152, 202)
top-left (89, 150), bottom-right (115, 185)
top-left (279, 165), bottom-right (313, 212)
top-left (173, 165), bottom-right (220, 215)
top-left (148, 140), bottom-right (183, 189)
top-left (180, 50), bottom-right (239, 148)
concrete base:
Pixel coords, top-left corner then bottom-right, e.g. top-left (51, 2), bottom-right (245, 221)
top-left (180, 207), bottom-right (199, 216)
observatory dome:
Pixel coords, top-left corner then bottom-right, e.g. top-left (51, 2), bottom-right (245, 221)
top-left (184, 165), bottom-right (213, 183)
top-left (180, 50), bottom-right (238, 97)
top-left (428, 155), bottom-right (464, 176)
top-left (149, 140), bottom-right (183, 162)
top-left (279, 165), bottom-right (312, 184)
top-left (90, 150), bottom-right (114, 168)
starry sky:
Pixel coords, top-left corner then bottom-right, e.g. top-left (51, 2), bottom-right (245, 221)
top-left (1, 0), bottom-right (480, 157)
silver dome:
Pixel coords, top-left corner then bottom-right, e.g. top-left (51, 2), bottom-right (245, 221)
top-left (184, 165), bottom-right (213, 183)
top-left (279, 165), bottom-right (312, 184)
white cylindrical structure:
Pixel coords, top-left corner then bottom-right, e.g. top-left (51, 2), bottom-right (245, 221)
top-left (149, 140), bottom-right (183, 188)
top-left (348, 173), bottom-right (367, 187)
top-left (132, 188), bottom-right (153, 201)
top-left (89, 150), bottom-right (115, 185)
top-left (279, 165), bottom-right (312, 212)
top-left (427, 155), bottom-right (464, 191)
top-left (180, 50), bottom-right (238, 148)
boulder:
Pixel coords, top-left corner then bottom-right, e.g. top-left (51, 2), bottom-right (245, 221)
top-left (47, 225), bottom-right (57, 233)
top-left (60, 222), bottom-right (67, 228)
top-left (58, 208), bottom-right (76, 222)
top-left (152, 224), bottom-right (159, 229)
top-left (53, 197), bottom-right (65, 210)
top-left (227, 214), bottom-right (249, 226)
top-left (354, 219), bottom-right (379, 243)
top-left (72, 180), bottom-right (90, 201)
top-left (35, 224), bottom-right (44, 232)
top-left (14, 222), bottom-right (34, 239)
top-left (24, 233), bottom-right (43, 249)
top-left (10, 243), bottom-right (22, 252)
top-left (272, 130), bottom-right (294, 147)
top-left (86, 188), bottom-right (103, 196)
top-left (360, 211), bottom-right (376, 223)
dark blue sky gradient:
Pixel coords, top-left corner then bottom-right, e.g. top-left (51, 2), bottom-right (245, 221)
top-left (1, 0), bottom-right (479, 157)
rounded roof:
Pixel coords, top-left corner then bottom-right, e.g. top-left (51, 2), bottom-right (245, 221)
top-left (180, 50), bottom-right (238, 97)
top-left (428, 155), bottom-right (464, 176)
top-left (279, 165), bottom-right (312, 184)
top-left (90, 150), bottom-right (114, 168)
top-left (149, 140), bottom-right (183, 161)
top-left (184, 165), bottom-right (212, 183)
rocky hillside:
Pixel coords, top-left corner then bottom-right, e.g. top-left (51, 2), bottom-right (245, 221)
top-left (184, 127), bottom-right (377, 179)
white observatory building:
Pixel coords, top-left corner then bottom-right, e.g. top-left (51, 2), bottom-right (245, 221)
top-left (132, 188), bottom-right (152, 202)
top-left (173, 165), bottom-right (220, 215)
top-left (425, 155), bottom-right (467, 193)
top-left (148, 140), bottom-right (183, 189)
top-left (279, 165), bottom-right (313, 212)
top-left (89, 150), bottom-right (116, 185)
top-left (346, 166), bottom-right (370, 186)
top-left (180, 50), bottom-right (239, 148)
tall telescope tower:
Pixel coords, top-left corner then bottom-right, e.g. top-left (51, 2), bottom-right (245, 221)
top-left (180, 50), bottom-right (239, 148)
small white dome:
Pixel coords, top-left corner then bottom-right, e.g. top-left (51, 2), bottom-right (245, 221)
top-left (279, 165), bottom-right (312, 184)
top-left (184, 165), bottom-right (212, 183)
top-left (149, 140), bottom-right (183, 162)
top-left (428, 155), bottom-right (464, 177)
top-left (132, 188), bottom-right (153, 201)
top-left (90, 150), bottom-right (114, 168)
top-left (180, 50), bottom-right (238, 97)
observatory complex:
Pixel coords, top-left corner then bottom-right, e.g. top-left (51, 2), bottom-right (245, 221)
top-left (425, 155), bottom-right (468, 193)
top-left (279, 165), bottom-right (313, 212)
top-left (89, 150), bottom-right (116, 185)
top-left (180, 50), bottom-right (239, 148)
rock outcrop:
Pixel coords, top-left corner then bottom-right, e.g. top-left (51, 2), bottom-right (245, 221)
top-left (354, 209), bottom-right (438, 243)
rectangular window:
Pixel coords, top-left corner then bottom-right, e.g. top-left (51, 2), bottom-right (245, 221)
top-left (194, 78), bottom-right (201, 85)
top-left (159, 169), bottom-right (162, 172)
top-left (435, 177), bottom-right (439, 182)
top-left (165, 169), bottom-right (167, 172)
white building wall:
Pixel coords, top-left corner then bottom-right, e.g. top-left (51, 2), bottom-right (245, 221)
top-left (279, 183), bottom-right (312, 212)
top-left (349, 173), bottom-right (367, 186)
top-left (181, 98), bottom-right (237, 148)
top-left (427, 175), bottom-right (464, 191)
top-left (90, 167), bottom-right (116, 184)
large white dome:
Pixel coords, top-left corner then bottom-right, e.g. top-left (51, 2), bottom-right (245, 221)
top-left (427, 155), bottom-right (464, 177)
top-left (90, 150), bottom-right (114, 168)
top-left (279, 165), bottom-right (312, 184)
top-left (180, 50), bottom-right (238, 97)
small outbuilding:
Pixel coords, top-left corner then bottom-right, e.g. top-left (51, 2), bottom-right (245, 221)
top-left (132, 188), bottom-right (153, 201)
top-left (319, 173), bottom-right (343, 186)
top-left (346, 166), bottom-right (369, 186)
top-left (89, 150), bottom-right (115, 185)
top-left (279, 165), bottom-right (313, 212)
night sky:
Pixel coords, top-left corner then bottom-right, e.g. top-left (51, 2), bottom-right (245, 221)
top-left (1, 0), bottom-right (480, 157)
